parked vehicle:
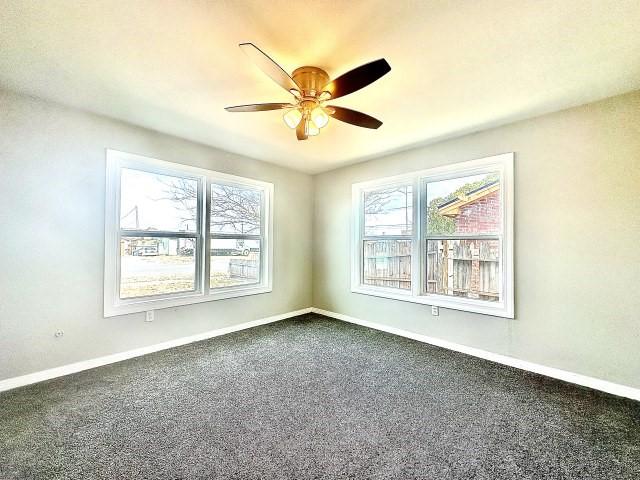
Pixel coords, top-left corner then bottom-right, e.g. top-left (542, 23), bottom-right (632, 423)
top-left (211, 239), bottom-right (255, 256)
top-left (132, 245), bottom-right (159, 256)
top-left (178, 246), bottom-right (195, 256)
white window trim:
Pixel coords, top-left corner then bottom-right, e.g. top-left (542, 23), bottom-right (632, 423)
top-left (351, 152), bottom-right (514, 318)
top-left (104, 149), bottom-right (273, 317)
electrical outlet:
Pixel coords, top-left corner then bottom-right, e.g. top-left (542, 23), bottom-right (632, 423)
top-left (54, 330), bottom-right (64, 338)
top-left (145, 311), bottom-right (154, 322)
top-left (431, 306), bottom-right (439, 316)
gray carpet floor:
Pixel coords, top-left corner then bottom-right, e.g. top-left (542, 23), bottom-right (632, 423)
top-left (1, 313), bottom-right (639, 479)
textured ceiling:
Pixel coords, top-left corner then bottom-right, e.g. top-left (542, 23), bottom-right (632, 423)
top-left (1, 0), bottom-right (639, 173)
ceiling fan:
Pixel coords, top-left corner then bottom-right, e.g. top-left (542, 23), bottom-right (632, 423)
top-left (225, 43), bottom-right (391, 140)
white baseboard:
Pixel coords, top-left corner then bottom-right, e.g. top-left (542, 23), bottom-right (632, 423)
top-left (0, 307), bottom-right (312, 393)
top-left (3, 306), bottom-right (639, 402)
top-left (311, 307), bottom-right (640, 402)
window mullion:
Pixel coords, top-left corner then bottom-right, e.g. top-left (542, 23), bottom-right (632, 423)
top-left (424, 234), bottom-right (500, 240)
top-left (262, 186), bottom-right (267, 286)
top-left (259, 187), bottom-right (266, 286)
top-left (203, 178), bottom-right (212, 295)
top-left (412, 176), bottom-right (423, 297)
top-left (120, 230), bottom-right (198, 238)
top-left (210, 233), bottom-right (262, 240)
top-left (357, 188), bottom-right (364, 286)
top-left (362, 235), bottom-right (412, 241)
top-left (119, 232), bottom-right (198, 242)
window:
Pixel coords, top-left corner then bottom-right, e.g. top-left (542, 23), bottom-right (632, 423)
top-left (352, 153), bottom-right (514, 318)
top-left (210, 183), bottom-right (263, 289)
top-left (118, 168), bottom-right (200, 300)
top-left (362, 184), bottom-right (413, 290)
top-left (104, 150), bottom-right (273, 316)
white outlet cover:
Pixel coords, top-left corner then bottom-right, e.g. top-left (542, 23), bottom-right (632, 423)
top-left (431, 306), bottom-right (439, 316)
top-left (145, 311), bottom-right (154, 322)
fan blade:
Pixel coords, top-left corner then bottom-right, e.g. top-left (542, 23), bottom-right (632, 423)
top-left (322, 59), bottom-right (391, 100)
top-left (296, 117), bottom-right (308, 140)
top-left (329, 106), bottom-right (383, 129)
top-left (239, 43), bottom-right (299, 93)
top-left (225, 103), bottom-right (294, 112)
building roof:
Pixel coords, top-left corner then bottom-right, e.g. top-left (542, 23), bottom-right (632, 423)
top-left (437, 181), bottom-right (500, 218)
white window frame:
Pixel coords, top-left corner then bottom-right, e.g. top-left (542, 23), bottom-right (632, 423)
top-left (352, 152), bottom-right (514, 318)
top-left (104, 149), bottom-right (273, 317)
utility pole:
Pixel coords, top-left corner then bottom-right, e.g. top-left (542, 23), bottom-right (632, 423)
top-left (122, 205), bottom-right (139, 229)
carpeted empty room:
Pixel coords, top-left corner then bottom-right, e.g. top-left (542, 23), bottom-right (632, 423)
top-left (2, 1), bottom-right (640, 479)
top-left (3, 314), bottom-right (639, 479)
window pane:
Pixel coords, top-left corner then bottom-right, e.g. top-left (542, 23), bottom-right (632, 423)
top-left (211, 184), bottom-right (262, 235)
top-left (120, 168), bottom-right (198, 232)
top-left (210, 238), bottom-right (260, 289)
top-left (363, 239), bottom-right (411, 290)
top-left (120, 237), bottom-right (196, 299)
top-left (364, 185), bottom-right (412, 236)
top-left (427, 173), bottom-right (500, 235)
top-left (426, 239), bottom-right (500, 302)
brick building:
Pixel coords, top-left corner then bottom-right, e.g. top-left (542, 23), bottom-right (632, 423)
top-left (437, 181), bottom-right (500, 233)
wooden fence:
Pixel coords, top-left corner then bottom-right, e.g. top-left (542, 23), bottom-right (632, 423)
top-left (229, 253), bottom-right (259, 281)
top-left (360, 239), bottom-right (500, 298)
top-left (363, 240), bottom-right (412, 290)
top-left (427, 239), bottom-right (499, 301)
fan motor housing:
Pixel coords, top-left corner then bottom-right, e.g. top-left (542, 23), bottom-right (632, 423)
top-left (292, 66), bottom-right (330, 97)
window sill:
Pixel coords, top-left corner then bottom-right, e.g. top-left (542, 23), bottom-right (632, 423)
top-left (351, 285), bottom-right (514, 319)
top-left (104, 285), bottom-right (272, 317)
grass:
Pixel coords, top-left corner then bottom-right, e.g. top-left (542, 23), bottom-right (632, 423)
top-left (121, 272), bottom-right (258, 298)
top-left (133, 255), bottom-right (194, 264)
top-left (120, 275), bottom-right (195, 298)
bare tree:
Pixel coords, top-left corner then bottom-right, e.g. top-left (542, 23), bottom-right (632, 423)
top-left (211, 184), bottom-right (260, 234)
top-left (364, 186), bottom-right (409, 214)
top-left (160, 180), bottom-right (260, 234)
top-left (156, 178), bottom-right (198, 230)
top-left (364, 186), bottom-right (412, 234)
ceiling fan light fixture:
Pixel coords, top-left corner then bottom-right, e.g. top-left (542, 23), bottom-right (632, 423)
top-left (310, 106), bottom-right (329, 129)
top-left (283, 108), bottom-right (303, 129)
top-left (226, 43), bottom-right (390, 141)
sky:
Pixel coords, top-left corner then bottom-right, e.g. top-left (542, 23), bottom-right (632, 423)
top-left (120, 168), bottom-right (196, 232)
top-left (426, 173), bottom-right (488, 204)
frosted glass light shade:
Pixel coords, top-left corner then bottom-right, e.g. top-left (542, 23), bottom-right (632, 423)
top-left (310, 107), bottom-right (329, 128)
top-left (283, 109), bottom-right (303, 129)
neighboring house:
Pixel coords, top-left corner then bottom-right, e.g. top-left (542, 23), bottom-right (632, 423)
top-left (437, 180), bottom-right (500, 234)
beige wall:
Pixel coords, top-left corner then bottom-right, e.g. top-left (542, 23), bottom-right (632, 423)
top-left (0, 90), bottom-right (313, 380)
top-left (2, 88), bottom-right (639, 389)
top-left (313, 90), bottom-right (640, 389)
